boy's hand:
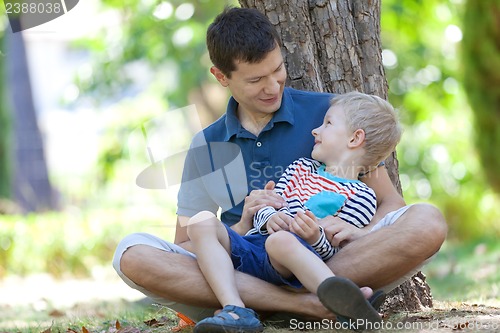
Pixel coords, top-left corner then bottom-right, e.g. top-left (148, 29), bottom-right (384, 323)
top-left (235, 181), bottom-right (285, 234)
top-left (290, 211), bottom-right (320, 244)
top-left (267, 212), bottom-right (293, 234)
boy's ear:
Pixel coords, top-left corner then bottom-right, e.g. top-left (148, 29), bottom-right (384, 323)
top-left (210, 66), bottom-right (229, 87)
top-left (348, 129), bottom-right (366, 148)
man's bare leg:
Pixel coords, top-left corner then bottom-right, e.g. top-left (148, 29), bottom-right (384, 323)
top-left (327, 203), bottom-right (447, 289)
top-left (120, 244), bottom-right (333, 319)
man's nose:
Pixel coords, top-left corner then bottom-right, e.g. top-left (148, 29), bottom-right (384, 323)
top-left (263, 77), bottom-right (281, 95)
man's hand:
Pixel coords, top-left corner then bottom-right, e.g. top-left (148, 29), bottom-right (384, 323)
top-left (319, 216), bottom-right (368, 247)
top-left (267, 212), bottom-right (293, 233)
top-left (290, 211), bottom-right (321, 244)
top-left (232, 181), bottom-right (286, 235)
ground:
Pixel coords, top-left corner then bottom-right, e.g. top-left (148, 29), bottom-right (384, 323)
top-left (0, 268), bottom-right (499, 333)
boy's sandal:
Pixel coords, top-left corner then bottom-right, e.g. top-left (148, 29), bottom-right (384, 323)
top-left (317, 276), bottom-right (382, 332)
top-left (193, 305), bottom-right (264, 333)
top-left (368, 289), bottom-right (386, 312)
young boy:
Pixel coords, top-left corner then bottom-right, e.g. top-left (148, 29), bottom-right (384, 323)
top-left (187, 91), bottom-right (403, 333)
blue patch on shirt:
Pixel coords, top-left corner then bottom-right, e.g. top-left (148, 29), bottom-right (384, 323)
top-left (305, 191), bottom-right (346, 218)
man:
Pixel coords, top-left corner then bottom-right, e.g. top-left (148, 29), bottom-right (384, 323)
top-left (113, 6), bottom-right (447, 324)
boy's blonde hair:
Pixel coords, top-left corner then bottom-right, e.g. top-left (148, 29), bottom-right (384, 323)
top-left (330, 91), bottom-right (402, 168)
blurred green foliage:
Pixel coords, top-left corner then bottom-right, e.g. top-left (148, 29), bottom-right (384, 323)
top-left (68, 0), bottom-right (235, 188)
top-left (3, 0), bottom-right (498, 281)
top-left (64, 0), bottom-right (498, 244)
top-left (0, 207), bottom-right (177, 278)
top-left (0, 1), bottom-right (499, 284)
top-left (462, 0), bottom-right (500, 194)
top-left (381, 0), bottom-right (500, 239)
top-left (73, 0), bottom-right (236, 108)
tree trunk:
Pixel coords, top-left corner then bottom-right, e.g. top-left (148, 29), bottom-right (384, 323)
top-left (462, 0), bottom-right (500, 194)
top-left (240, 0), bottom-right (432, 312)
top-left (4, 28), bottom-right (58, 212)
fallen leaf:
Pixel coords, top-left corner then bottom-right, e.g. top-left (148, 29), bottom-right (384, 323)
top-left (144, 316), bottom-right (170, 327)
top-left (176, 313), bottom-right (195, 326)
top-left (82, 326), bottom-right (89, 333)
top-left (171, 316), bottom-right (195, 333)
top-left (143, 319), bottom-right (159, 327)
top-left (49, 310), bottom-right (65, 318)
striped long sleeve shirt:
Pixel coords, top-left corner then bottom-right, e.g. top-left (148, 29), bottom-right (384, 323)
top-left (247, 157), bottom-right (377, 261)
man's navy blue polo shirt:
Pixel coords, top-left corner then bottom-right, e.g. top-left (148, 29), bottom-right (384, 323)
top-left (177, 87), bottom-right (333, 226)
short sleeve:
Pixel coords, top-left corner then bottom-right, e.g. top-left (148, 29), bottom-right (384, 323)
top-left (176, 139), bottom-right (219, 217)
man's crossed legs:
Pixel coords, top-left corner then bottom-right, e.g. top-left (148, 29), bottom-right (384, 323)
top-left (113, 204), bottom-right (447, 323)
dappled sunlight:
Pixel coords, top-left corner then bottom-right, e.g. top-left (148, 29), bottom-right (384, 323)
top-left (1, 0), bottom-right (499, 331)
top-left (424, 238), bottom-right (500, 305)
top-left (0, 267), bottom-right (143, 309)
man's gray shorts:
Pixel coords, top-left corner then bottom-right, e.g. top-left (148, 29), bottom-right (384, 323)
top-left (112, 205), bottom-right (430, 322)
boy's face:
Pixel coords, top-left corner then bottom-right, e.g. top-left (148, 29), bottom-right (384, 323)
top-left (311, 105), bottom-right (352, 164)
top-left (211, 46), bottom-right (286, 117)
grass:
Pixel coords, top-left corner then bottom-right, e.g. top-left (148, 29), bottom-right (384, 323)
top-left (0, 300), bottom-right (178, 333)
top-left (423, 237), bottom-right (500, 306)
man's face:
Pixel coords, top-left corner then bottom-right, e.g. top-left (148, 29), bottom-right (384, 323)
top-left (211, 46), bottom-right (287, 116)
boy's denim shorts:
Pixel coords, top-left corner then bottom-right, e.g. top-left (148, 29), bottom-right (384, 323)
top-left (224, 225), bottom-right (321, 288)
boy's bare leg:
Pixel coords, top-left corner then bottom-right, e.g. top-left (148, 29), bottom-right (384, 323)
top-left (327, 204), bottom-right (447, 289)
top-left (266, 231), bottom-right (335, 293)
top-left (265, 231), bottom-right (373, 298)
top-left (187, 212), bottom-right (244, 308)
top-left (120, 245), bottom-right (334, 319)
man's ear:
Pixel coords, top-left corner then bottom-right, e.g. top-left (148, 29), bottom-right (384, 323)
top-left (210, 66), bottom-right (229, 87)
top-left (348, 129), bottom-right (366, 148)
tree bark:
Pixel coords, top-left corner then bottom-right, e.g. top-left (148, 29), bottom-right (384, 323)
top-left (240, 0), bottom-right (432, 312)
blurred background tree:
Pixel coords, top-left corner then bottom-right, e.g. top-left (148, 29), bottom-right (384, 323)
top-left (0, 19), bottom-right (57, 213)
top-left (75, 0), bottom-right (498, 240)
top-left (63, 0), bottom-right (500, 239)
top-left (462, 0), bottom-right (500, 194)
top-left (381, 0), bottom-right (499, 239)
top-left (2, 0), bottom-right (499, 279)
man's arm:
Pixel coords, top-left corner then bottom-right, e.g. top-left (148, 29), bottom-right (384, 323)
top-left (230, 181), bottom-right (286, 235)
top-left (361, 165), bottom-right (405, 225)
